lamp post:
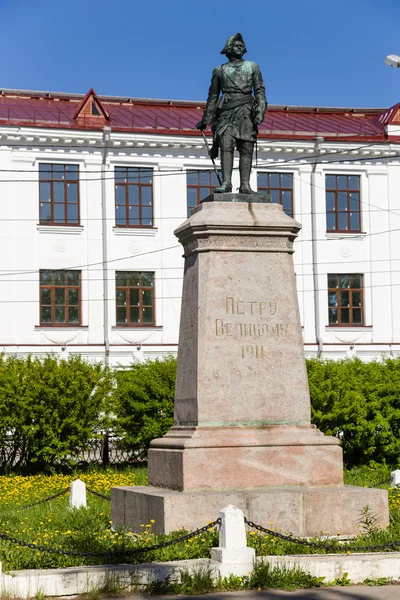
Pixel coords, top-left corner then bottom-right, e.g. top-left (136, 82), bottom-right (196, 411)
top-left (385, 54), bottom-right (400, 68)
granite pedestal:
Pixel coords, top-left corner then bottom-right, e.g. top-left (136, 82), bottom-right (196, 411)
top-left (111, 198), bottom-right (388, 535)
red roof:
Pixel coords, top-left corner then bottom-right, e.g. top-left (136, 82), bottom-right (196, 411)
top-left (0, 88), bottom-right (392, 142)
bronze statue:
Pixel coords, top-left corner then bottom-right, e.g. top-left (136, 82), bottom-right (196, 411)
top-left (196, 33), bottom-right (267, 195)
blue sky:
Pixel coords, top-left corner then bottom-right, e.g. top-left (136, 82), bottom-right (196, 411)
top-left (1, 0), bottom-right (399, 108)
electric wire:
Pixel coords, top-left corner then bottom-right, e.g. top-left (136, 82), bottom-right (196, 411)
top-left (1, 139), bottom-right (400, 183)
top-left (1, 152), bottom-right (400, 222)
top-left (2, 152), bottom-right (400, 183)
top-left (0, 140), bottom-right (387, 172)
top-left (0, 244), bottom-right (181, 278)
top-left (1, 279), bottom-right (400, 304)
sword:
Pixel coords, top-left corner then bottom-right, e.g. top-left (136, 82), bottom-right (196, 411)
top-left (199, 129), bottom-right (222, 186)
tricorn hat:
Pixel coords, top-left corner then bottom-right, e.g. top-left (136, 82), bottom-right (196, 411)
top-left (220, 33), bottom-right (247, 55)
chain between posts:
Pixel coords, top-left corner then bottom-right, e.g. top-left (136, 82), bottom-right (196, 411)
top-left (368, 478), bottom-right (392, 488)
top-left (86, 487), bottom-right (111, 501)
top-left (0, 518), bottom-right (221, 558)
top-left (17, 489), bottom-right (69, 509)
top-left (3, 512), bottom-right (400, 557)
top-left (244, 517), bottom-right (400, 553)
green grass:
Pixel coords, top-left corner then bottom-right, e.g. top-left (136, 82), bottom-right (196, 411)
top-left (0, 465), bottom-right (399, 572)
top-left (0, 467), bottom-right (220, 570)
top-left (144, 563), bottom-right (325, 595)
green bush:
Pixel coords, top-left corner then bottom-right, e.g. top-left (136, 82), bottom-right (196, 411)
top-left (112, 357), bottom-right (176, 459)
top-left (307, 357), bottom-right (400, 467)
top-left (0, 354), bottom-right (112, 473)
top-left (3, 351), bottom-right (400, 473)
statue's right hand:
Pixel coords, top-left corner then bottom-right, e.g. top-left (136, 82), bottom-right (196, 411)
top-left (196, 120), bottom-right (207, 130)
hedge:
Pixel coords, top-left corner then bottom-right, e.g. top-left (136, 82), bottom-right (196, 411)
top-left (307, 356), bottom-right (400, 467)
top-left (0, 354), bottom-right (112, 473)
top-left (1, 353), bottom-right (400, 471)
top-left (111, 357), bottom-right (176, 460)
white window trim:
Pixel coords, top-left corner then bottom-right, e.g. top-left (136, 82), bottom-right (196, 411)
top-left (37, 225), bottom-right (84, 234)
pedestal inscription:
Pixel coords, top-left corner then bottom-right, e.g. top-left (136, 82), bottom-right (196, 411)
top-left (216, 297), bottom-right (288, 360)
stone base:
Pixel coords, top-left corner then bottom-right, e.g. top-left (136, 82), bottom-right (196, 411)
top-left (111, 484), bottom-right (389, 537)
top-left (201, 192), bottom-right (271, 204)
top-left (148, 425), bottom-right (344, 491)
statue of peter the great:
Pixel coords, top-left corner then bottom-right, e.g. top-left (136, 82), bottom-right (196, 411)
top-left (196, 33), bottom-right (267, 195)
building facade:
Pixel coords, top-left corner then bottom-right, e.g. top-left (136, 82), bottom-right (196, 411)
top-left (1, 88), bottom-right (400, 365)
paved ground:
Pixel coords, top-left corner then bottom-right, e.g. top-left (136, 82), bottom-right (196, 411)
top-left (122, 587), bottom-right (399, 600)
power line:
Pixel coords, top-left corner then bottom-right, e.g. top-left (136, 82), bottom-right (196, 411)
top-left (1, 204), bottom-right (400, 223)
top-left (1, 145), bottom-right (400, 184)
top-left (1, 157), bottom-right (400, 184)
top-left (0, 141), bottom-right (385, 173)
top-left (0, 153), bottom-right (400, 222)
top-left (3, 279), bottom-right (400, 304)
top-left (2, 221), bottom-right (400, 280)
top-left (2, 262), bottom-right (400, 284)
top-left (0, 244), bottom-right (181, 278)
top-left (0, 135), bottom-right (387, 153)
top-left (0, 137), bottom-right (399, 224)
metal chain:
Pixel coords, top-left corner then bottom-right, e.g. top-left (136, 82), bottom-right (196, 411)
top-left (0, 518), bottom-right (221, 558)
top-left (244, 517), bottom-right (400, 553)
top-left (368, 478), bottom-right (392, 488)
top-left (16, 489), bottom-right (69, 510)
top-left (86, 487), bottom-right (111, 501)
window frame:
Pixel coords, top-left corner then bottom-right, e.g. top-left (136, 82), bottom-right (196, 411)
top-left (39, 164), bottom-right (80, 226)
top-left (256, 171), bottom-right (294, 217)
top-left (327, 274), bottom-right (364, 327)
top-left (114, 166), bottom-right (154, 228)
top-left (186, 170), bottom-right (222, 216)
top-left (325, 174), bottom-right (361, 233)
top-left (115, 271), bottom-right (155, 327)
top-left (39, 270), bottom-right (81, 327)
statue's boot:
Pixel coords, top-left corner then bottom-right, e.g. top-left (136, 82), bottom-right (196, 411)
top-left (239, 154), bottom-right (256, 194)
top-left (213, 151), bottom-right (233, 193)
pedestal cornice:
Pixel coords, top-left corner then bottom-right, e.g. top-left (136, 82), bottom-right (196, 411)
top-left (175, 201), bottom-right (300, 256)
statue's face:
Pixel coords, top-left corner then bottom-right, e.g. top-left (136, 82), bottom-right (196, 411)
top-left (230, 40), bottom-right (245, 58)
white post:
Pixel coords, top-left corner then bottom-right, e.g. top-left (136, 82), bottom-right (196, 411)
top-left (69, 479), bottom-right (87, 509)
top-left (391, 470), bottom-right (400, 487)
top-left (210, 505), bottom-right (255, 577)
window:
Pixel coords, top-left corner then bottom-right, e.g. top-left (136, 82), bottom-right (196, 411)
top-left (326, 175), bottom-right (361, 232)
top-left (40, 270), bottom-right (81, 326)
top-left (327, 274), bottom-right (363, 326)
top-left (257, 172), bottom-right (293, 217)
top-left (39, 164), bottom-right (79, 224)
top-left (115, 167), bottom-right (153, 227)
top-left (187, 170), bottom-right (221, 216)
top-left (116, 271), bottom-right (155, 326)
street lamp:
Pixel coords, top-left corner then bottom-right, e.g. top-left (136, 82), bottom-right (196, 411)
top-left (385, 54), bottom-right (400, 68)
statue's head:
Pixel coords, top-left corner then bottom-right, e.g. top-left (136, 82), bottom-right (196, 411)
top-left (221, 33), bottom-right (247, 58)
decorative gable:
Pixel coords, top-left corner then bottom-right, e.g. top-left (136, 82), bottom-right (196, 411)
top-left (392, 107), bottom-right (400, 123)
top-left (373, 102), bottom-right (400, 137)
top-left (376, 102), bottom-right (400, 125)
top-left (73, 88), bottom-right (110, 122)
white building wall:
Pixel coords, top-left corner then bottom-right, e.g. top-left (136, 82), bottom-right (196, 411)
top-left (1, 126), bottom-right (400, 365)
